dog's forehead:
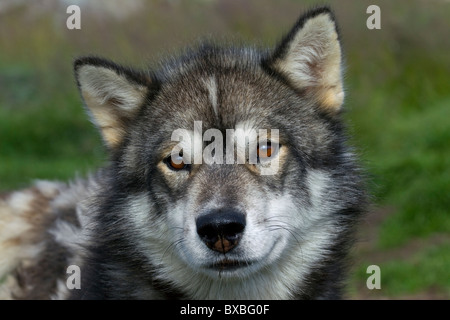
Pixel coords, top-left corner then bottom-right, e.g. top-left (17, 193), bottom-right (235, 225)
top-left (154, 64), bottom-right (291, 132)
top-left (200, 72), bottom-right (277, 129)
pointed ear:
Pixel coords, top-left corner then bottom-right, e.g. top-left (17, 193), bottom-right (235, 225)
top-left (74, 57), bottom-right (153, 149)
top-left (266, 7), bottom-right (344, 113)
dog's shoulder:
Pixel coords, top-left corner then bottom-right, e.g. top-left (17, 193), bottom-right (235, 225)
top-left (0, 173), bottom-right (104, 299)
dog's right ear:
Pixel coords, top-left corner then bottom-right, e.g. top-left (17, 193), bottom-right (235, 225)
top-left (74, 57), bottom-right (154, 150)
top-left (264, 7), bottom-right (345, 113)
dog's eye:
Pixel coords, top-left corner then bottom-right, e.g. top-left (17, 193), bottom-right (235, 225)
top-left (257, 142), bottom-right (273, 159)
top-left (165, 155), bottom-right (187, 171)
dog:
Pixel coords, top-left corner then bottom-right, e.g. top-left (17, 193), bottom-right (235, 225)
top-left (0, 6), bottom-right (367, 299)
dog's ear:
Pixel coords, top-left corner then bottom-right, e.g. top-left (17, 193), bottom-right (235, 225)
top-left (74, 57), bottom-right (153, 149)
top-left (266, 7), bottom-right (344, 113)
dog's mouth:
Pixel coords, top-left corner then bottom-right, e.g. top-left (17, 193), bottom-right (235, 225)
top-left (207, 258), bottom-right (254, 271)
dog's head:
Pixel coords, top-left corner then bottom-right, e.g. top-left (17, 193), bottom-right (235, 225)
top-left (74, 7), bottom-right (363, 297)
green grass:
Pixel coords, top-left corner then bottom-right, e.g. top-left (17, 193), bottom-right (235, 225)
top-left (0, 65), bottom-right (105, 189)
top-left (352, 242), bottom-right (450, 298)
top-left (381, 244), bottom-right (450, 297)
top-left (350, 97), bottom-right (450, 248)
top-left (0, 0), bottom-right (449, 298)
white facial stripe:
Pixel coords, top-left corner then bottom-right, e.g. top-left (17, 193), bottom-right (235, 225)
top-left (203, 76), bottom-right (218, 119)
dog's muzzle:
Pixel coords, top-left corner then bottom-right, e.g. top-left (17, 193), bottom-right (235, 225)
top-left (196, 209), bottom-right (246, 254)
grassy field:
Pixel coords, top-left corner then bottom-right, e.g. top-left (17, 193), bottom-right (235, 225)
top-left (0, 0), bottom-right (449, 299)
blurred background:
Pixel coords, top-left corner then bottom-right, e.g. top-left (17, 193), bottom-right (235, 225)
top-left (0, 0), bottom-right (449, 299)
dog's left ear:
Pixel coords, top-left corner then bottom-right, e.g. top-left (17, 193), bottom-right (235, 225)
top-left (266, 7), bottom-right (344, 113)
top-left (74, 57), bottom-right (153, 149)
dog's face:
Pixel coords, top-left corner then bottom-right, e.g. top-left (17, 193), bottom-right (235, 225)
top-left (141, 65), bottom-right (299, 279)
top-left (74, 8), bottom-right (356, 289)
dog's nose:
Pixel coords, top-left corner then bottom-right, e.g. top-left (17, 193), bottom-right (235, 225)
top-left (196, 209), bottom-right (246, 254)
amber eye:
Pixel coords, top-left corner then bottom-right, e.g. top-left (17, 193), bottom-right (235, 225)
top-left (165, 154), bottom-right (187, 171)
top-left (257, 142), bottom-right (273, 159)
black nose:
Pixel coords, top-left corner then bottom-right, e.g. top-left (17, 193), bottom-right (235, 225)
top-left (196, 209), bottom-right (246, 254)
